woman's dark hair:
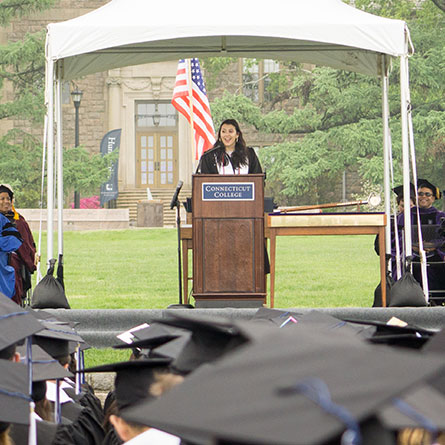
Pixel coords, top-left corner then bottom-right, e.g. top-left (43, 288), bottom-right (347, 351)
top-left (213, 119), bottom-right (248, 169)
top-left (0, 344), bottom-right (16, 360)
top-left (0, 423), bottom-right (11, 445)
top-left (35, 398), bottom-right (54, 422)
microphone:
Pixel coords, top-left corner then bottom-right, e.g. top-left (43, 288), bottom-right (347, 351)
top-left (170, 180), bottom-right (184, 209)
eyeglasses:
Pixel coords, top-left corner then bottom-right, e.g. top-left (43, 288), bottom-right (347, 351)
top-left (418, 192), bottom-right (433, 197)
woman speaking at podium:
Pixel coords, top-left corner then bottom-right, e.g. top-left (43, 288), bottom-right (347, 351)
top-left (196, 118), bottom-right (269, 274)
top-left (197, 119), bottom-right (263, 174)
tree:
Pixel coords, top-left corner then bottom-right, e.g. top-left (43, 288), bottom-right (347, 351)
top-left (205, 1), bottom-right (445, 205)
top-left (63, 146), bottom-right (119, 205)
top-left (0, 1), bottom-right (117, 208)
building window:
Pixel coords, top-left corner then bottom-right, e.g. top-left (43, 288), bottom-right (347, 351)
top-left (263, 60), bottom-right (280, 102)
top-left (242, 59), bottom-right (259, 102)
top-left (135, 102), bottom-right (177, 128)
top-left (242, 59), bottom-right (280, 104)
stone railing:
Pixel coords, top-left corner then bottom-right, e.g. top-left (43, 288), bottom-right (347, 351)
top-left (17, 208), bottom-right (130, 231)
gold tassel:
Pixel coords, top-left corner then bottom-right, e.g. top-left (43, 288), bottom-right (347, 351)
top-left (11, 204), bottom-right (19, 220)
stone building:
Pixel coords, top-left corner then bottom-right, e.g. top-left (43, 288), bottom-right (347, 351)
top-left (1, 1), bottom-right (360, 225)
top-left (1, 1), bottom-right (293, 224)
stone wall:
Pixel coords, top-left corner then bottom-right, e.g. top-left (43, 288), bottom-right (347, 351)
top-left (18, 208), bottom-right (129, 231)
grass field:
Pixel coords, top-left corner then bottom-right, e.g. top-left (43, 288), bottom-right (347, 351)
top-left (35, 228), bottom-right (381, 309)
top-left (34, 228), bottom-right (382, 366)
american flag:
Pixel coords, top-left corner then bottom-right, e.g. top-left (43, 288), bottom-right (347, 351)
top-left (172, 58), bottom-right (216, 160)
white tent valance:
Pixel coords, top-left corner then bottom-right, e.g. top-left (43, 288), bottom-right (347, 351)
top-left (47, 0), bottom-right (409, 80)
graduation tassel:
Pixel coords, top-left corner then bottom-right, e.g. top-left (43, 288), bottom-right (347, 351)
top-left (26, 336), bottom-right (36, 445)
top-left (28, 401), bottom-right (37, 445)
top-left (26, 336), bottom-right (33, 396)
top-left (80, 349), bottom-right (85, 384)
top-left (75, 343), bottom-right (81, 395)
top-left (54, 378), bottom-right (61, 424)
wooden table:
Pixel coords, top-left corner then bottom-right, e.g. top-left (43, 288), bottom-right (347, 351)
top-left (181, 213), bottom-right (387, 307)
top-left (267, 212), bottom-right (387, 308)
top-left (180, 225), bottom-right (193, 305)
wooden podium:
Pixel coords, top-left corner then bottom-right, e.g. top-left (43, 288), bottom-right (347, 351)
top-left (192, 174), bottom-right (266, 307)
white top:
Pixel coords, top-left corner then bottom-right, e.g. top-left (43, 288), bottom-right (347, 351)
top-left (125, 428), bottom-right (181, 444)
top-left (217, 153), bottom-right (249, 175)
top-left (45, 380), bottom-right (74, 404)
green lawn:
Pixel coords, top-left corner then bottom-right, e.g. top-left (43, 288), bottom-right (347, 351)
top-left (33, 228), bottom-right (381, 366)
top-left (35, 228), bottom-right (381, 309)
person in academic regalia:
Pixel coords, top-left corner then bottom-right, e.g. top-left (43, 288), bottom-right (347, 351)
top-left (197, 119), bottom-right (262, 175)
top-left (82, 359), bottom-right (183, 444)
top-left (373, 185), bottom-right (415, 301)
top-left (32, 321), bottom-right (106, 444)
top-left (374, 184), bottom-right (415, 256)
top-left (0, 212), bottom-right (22, 300)
top-left (0, 184), bottom-right (37, 305)
top-left (396, 179), bottom-right (445, 304)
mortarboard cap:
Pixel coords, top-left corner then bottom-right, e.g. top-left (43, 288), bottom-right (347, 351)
top-left (417, 179), bottom-right (442, 199)
top-left (81, 358), bottom-right (172, 413)
top-left (149, 333), bottom-right (192, 362)
top-left (0, 295), bottom-right (43, 352)
top-left (10, 419), bottom-right (58, 445)
top-left (342, 318), bottom-right (435, 349)
top-left (113, 333), bottom-right (180, 352)
top-left (123, 326), bottom-right (445, 445)
top-left (392, 183), bottom-right (415, 200)
top-left (33, 321), bottom-right (84, 359)
top-left (253, 309), bottom-right (373, 340)
top-left (113, 322), bottom-right (184, 352)
top-left (0, 360), bottom-right (31, 425)
top-left (68, 340), bottom-right (90, 356)
top-left (422, 329), bottom-right (445, 355)
top-left (0, 184), bottom-right (13, 199)
top-left (252, 307), bottom-right (303, 326)
top-left (17, 344), bottom-right (73, 382)
top-left (156, 314), bottom-right (254, 374)
top-left (377, 383), bottom-right (445, 439)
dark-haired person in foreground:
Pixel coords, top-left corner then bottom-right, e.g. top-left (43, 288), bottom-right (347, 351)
top-left (197, 119), bottom-right (262, 175)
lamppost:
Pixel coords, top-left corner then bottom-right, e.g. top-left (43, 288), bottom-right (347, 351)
top-left (71, 88), bottom-right (83, 209)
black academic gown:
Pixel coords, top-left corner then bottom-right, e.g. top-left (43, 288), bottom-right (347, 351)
top-left (197, 145), bottom-right (269, 274)
top-left (396, 206), bottom-right (445, 304)
top-left (198, 146), bottom-right (262, 174)
top-left (58, 402), bottom-right (105, 445)
top-left (63, 384), bottom-right (104, 424)
top-left (102, 428), bottom-right (123, 445)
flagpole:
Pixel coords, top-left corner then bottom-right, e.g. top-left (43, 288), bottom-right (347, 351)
top-left (187, 59), bottom-right (197, 169)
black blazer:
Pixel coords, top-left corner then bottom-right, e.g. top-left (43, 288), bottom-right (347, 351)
top-left (197, 146), bottom-right (262, 174)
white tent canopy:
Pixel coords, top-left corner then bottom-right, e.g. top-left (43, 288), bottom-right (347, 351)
top-left (45, 0), bottom-right (419, 297)
top-left (47, 0), bottom-right (409, 79)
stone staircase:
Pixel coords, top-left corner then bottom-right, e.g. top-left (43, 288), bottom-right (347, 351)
top-left (116, 188), bottom-right (191, 227)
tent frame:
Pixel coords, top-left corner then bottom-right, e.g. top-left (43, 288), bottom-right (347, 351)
top-left (43, 0), bottom-right (421, 289)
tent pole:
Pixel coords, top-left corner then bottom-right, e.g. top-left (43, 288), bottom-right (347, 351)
top-left (55, 70), bottom-right (64, 257)
top-left (46, 59), bottom-right (55, 263)
top-left (400, 52), bottom-right (412, 262)
top-left (381, 57), bottom-right (391, 259)
top-left (404, 61), bottom-right (429, 301)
